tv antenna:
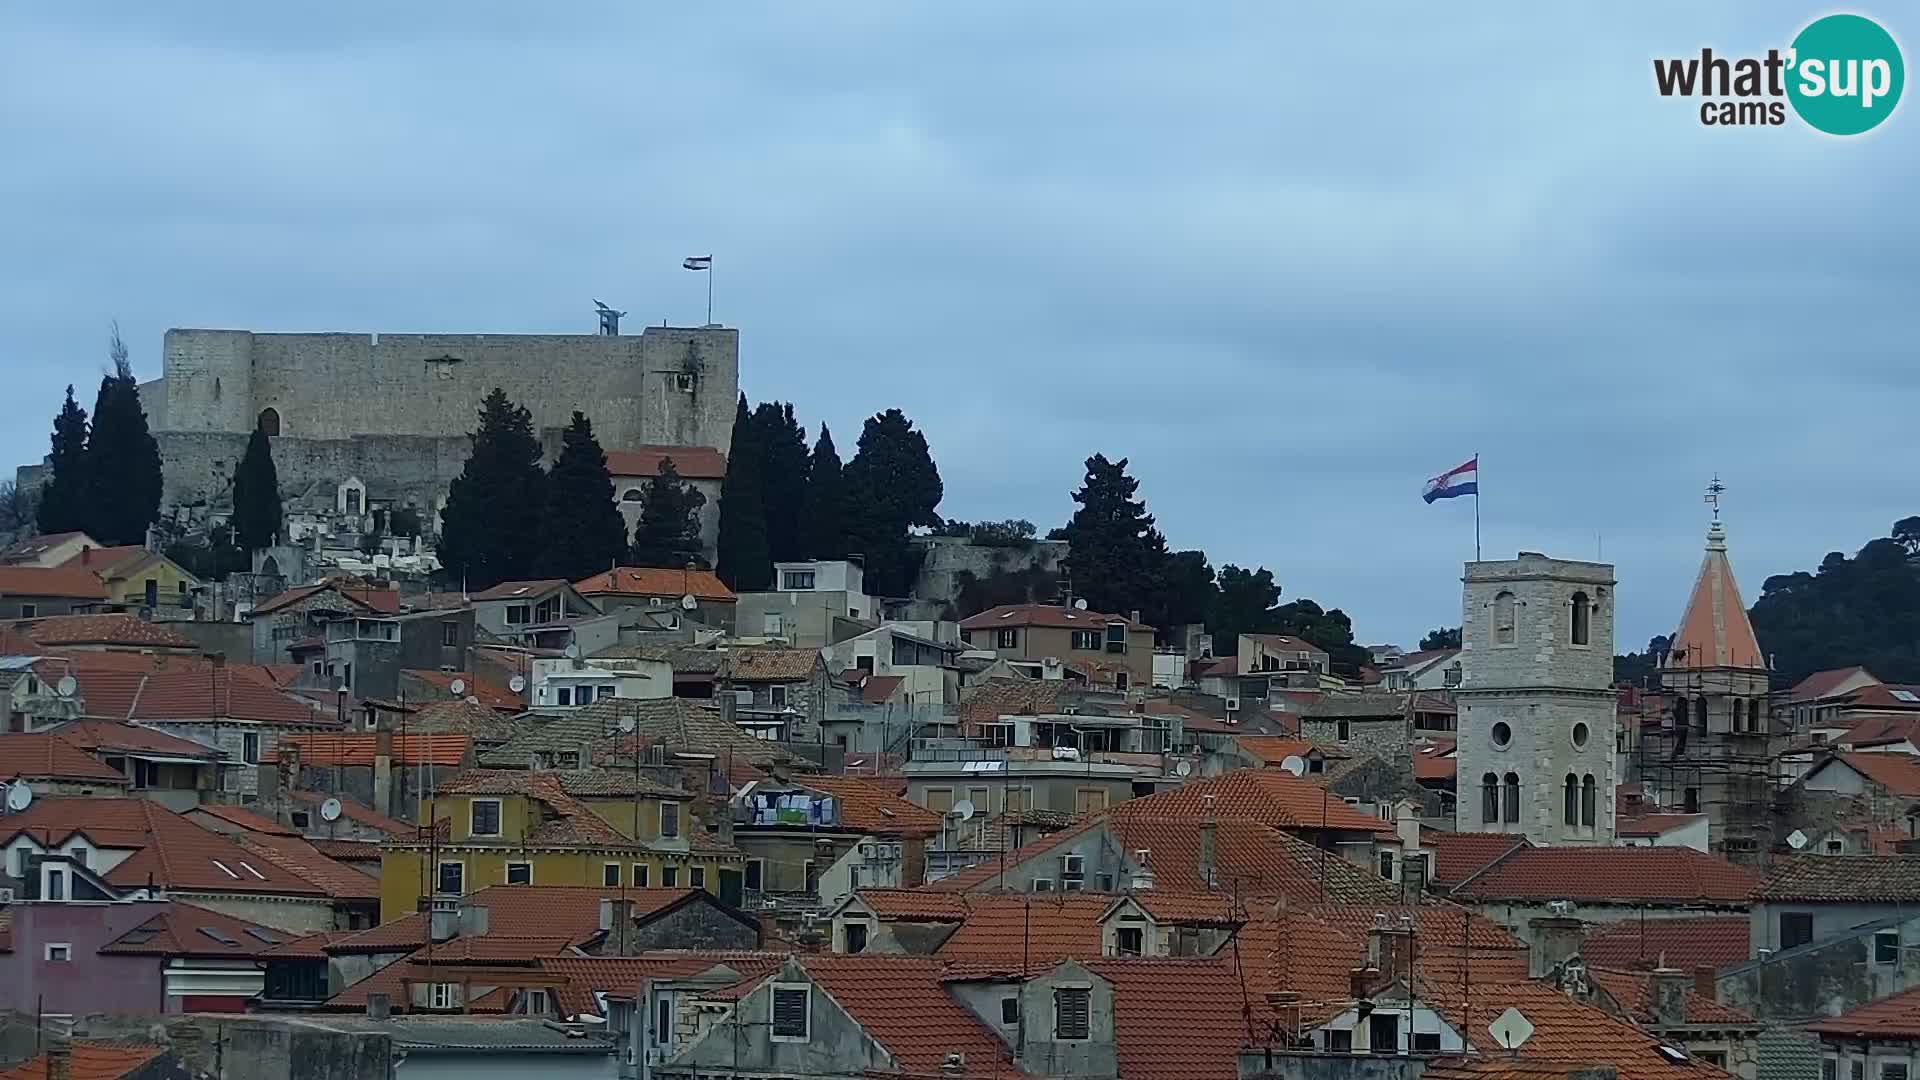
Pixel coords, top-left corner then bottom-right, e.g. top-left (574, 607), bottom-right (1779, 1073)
top-left (593, 299), bottom-right (627, 336)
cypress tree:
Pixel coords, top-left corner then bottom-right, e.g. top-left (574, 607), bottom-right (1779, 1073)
top-left (35, 385), bottom-right (92, 535)
top-left (753, 401), bottom-right (812, 564)
top-left (841, 408), bottom-right (943, 596)
top-left (716, 396), bottom-right (772, 590)
top-left (1060, 454), bottom-right (1169, 619)
top-left (799, 424), bottom-right (845, 560)
top-left (534, 411), bottom-right (628, 581)
top-left (629, 459), bottom-right (709, 570)
top-left (83, 330), bottom-right (164, 546)
top-left (438, 388), bottom-right (548, 591)
top-left (230, 426), bottom-right (283, 552)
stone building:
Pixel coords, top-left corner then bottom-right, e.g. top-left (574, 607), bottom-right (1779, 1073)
top-left (1453, 552), bottom-right (1618, 843)
top-left (118, 323), bottom-right (738, 525)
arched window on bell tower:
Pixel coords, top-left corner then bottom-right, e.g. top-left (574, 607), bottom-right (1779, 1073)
top-left (1563, 774), bottom-right (1578, 825)
top-left (1481, 773), bottom-right (1500, 826)
top-left (1569, 591), bottom-right (1590, 646)
top-left (1694, 697), bottom-right (1709, 732)
top-left (1492, 591), bottom-right (1517, 646)
top-left (1502, 772), bottom-right (1521, 823)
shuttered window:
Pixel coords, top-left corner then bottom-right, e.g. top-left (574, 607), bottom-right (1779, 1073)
top-left (772, 986), bottom-right (810, 1039)
top-left (1055, 987), bottom-right (1091, 1040)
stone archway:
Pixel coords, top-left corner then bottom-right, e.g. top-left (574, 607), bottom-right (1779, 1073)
top-left (257, 407), bottom-right (282, 436)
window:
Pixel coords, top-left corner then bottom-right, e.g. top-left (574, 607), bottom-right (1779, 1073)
top-left (1564, 774), bottom-right (1579, 825)
top-left (604, 863), bottom-right (623, 887)
top-left (845, 921), bottom-right (869, 954)
top-left (1684, 787), bottom-right (1701, 815)
top-left (441, 621), bottom-right (460, 647)
top-left (770, 685), bottom-right (789, 708)
top-left (1883, 1065), bottom-right (1909, 1080)
top-left (242, 733), bottom-right (261, 765)
top-left (257, 407), bottom-right (281, 436)
top-left (1569, 591), bottom-right (1590, 646)
top-left (1877, 929), bottom-right (1901, 965)
top-left (1413, 1031), bottom-right (1442, 1052)
top-left (1694, 697), bottom-right (1709, 731)
top-left (1071, 630), bottom-right (1098, 650)
top-left (927, 788), bottom-right (955, 815)
top-left (1369, 1013), bottom-right (1399, 1053)
top-left (655, 995), bottom-right (673, 1044)
top-left (772, 985), bottom-right (811, 1039)
top-left (436, 861), bottom-right (465, 896)
top-left (997, 628), bottom-right (1019, 649)
top-left (1502, 773), bottom-right (1520, 823)
top-left (690, 867), bottom-right (706, 889)
top-left (1116, 927), bottom-right (1144, 956)
top-left (506, 604), bottom-right (531, 625)
top-left (1827, 840), bottom-right (1846, 855)
top-left (1491, 721), bottom-right (1512, 748)
top-left (1572, 722), bottom-right (1589, 748)
top-left (763, 612), bottom-right (784, 636)
top-left (1054, 987), bottom-right (1092, 1040)
top-left (661, 866), bottom-right (679, 887)
top-left (782, 570), bottom-right (817, 590)
top-left (1697, 1051), bottom-right (1726, 1068)
top-left (1492, 591), bottom-right (1516, 645)
top-left (660, 802), bottom-right (681, 839)
top-left (1105, 622), bottom-right (1128, 654)
top-left (1329, 1029), bottom-right (1353, 1052)
top-left (674, 372), bottom-right (695, 393)
top-left (1481, 773), bottom-right (1500, 825)
top-left (506, 862), bottom-right (532, 885)
top-left (1001, 997), bottom-right (1020, 1025)
top-left (744, 860), bottom-right (762, 891)
top-left (556, 687), bottom-right (572, 707)
top-left (1581, 774), bottom-right (1596, 828)
top-left (523, 989), bottom-right (550, 1016)
top-left (1337, 720), bottom-right (1351, 742)
top-left (1781, 911), bottom-right (1815, 950)
top-left (428, 983), bottom-right (457, 1010)
top-left (1114, 672), bottom-right (1129, 692)
top-left (20, 604), bottom-right (36, 619)
top-left (46, 867), bottom-right (66, 900)
top-left (290, 811), bottom-right (311, 828)
top-left (1378, 850), bottom-right (1396, 880)
top-left (45, 944), bottom-right (72, 962)
top-left (1853, 1061), bottom-right (1866, 1080)
top-left (1076, 788), bottom-right (1109, 814)
top-left (470, 799), bottom-right (502, 838)
top-left (632, 864), bottom-right (650, 887)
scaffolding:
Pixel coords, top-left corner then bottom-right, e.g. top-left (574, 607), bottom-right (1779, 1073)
top-left (1624, 658), bottom-right (1788, 864)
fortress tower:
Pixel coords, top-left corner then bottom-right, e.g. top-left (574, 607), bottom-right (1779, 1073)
top-left (1454, 552), bottom-right (1618, 845)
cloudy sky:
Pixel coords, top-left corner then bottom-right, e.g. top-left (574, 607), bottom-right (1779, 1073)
top-left (3, 3), bottom-right (1914, 650)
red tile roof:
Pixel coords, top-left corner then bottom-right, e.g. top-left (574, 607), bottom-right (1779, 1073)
top-left (575, 566), bottom-right (735, 602)
top-left (1436, 980), bottom-right (1734, 1080)
top-left (1454, 846), bottom-right (1761, 904)
top-left (0, 1043), bottom-right (167, 1080)
top-left (854, 673), bottom-right (906, 705)
top-left (70, 667), bottom-right (333, 725)
top-left (0, 733), bottom-right (130, 784)
top-left (97, 901), bottom-right (291, 959)
top-left (1808, 983), bottom-right (1920, 1039)
top-left (537, 953), bottom-right (782, 1019)
top-left (45, 719), bottom-right (224, 759)
top-left (1089, 957), bottom-right (1252, 1080)
top-left (1231, 736), bottom-right (1320, 766)
top-left (326, 886), bottom-right (709, 954)
top-left (0, 565), bottom-right (111, 600)
top-left (252, 579), bottom-right (400, 616)
top-left (956, 678), bottom-right (1063, 730)
top-left (188, 803), bottom-right (300, 836)
top-left (24, 614), bottom-right (196, 648)
top-left (792, 954), bottom-right (1015, 1075)
top-left (233, 833), bottom-right (381, 900)
top-left (1105, 768), bottom-right (1394, 837)
top-left (62, 545), bottom-right (151, 571)
top-left (935, 893), bottom-right (1113, 968)
top-left (1790, 666), bottom-right (1879, 703)
top-left (757, 774), bottom-right (943, 837)
top-left (1757, 855), bottom-right (1920, 903)
top-left (848, 889), bottom-right (972, 921)
top-left (1583, 916), bottom-right (1751, 972)
top-left (279, 732), bottom-right (471, 767)
top-left (1586, 965), bottom-right (1755, 1026)
top-left (468, 578), bottom-right (571, 602)
top-left (604, 445), bottom-right (728, 480)
top-left (1243, 633), bottom-right (1328, 655)
top-left (402, 668), bottom-right (522, 710)
top-left (1830, 751), bottom-right (1920, 796)
top-left (1413, 740), bottom-right (1458, 781)
top-left (1616, 812), bottom-right (1707, 838)
top-left (0, 798), bottom-right (327, 896)
top-left (290, 789), bottom-right (413, 838)
top-left (958, 603), bottom-right (1151, 631)
top-left (726, 647), bottom-right (820, 682)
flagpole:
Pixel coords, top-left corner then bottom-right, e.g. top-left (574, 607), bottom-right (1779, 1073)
top-left (1474, 452), bottom-right (1482, 561)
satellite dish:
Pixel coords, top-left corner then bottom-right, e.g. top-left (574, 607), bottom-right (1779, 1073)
top-left (1488, 1007), bottom-right (1535, 1051)
top-left (319, 797), bottom-right (343, 822)
top-left (1278, 755), bottom-right (1308, 777)
top-left (465, 695), bottom-right (480, 706)
top-left (949, 799), bottom-right (976, 822)
top-left (680, 594), bottom-right (698, 612)
top-left (1073, 599), bottom-right (1089, 610)
top-left (5, 783), bottom-right (34, 813)
top-left (617, 715), bottom-right (637, 733)
top-left (565, 641), bottom-right (582, 660)
top-left (1173, 760), bottom-right (1193, 778)
top-left (448, 678), bottom-right (467, 696)
top-left (56, 676), bottom-right (78, 698)
top-left (509, 675), bottom-right (527, 693)
top-left (1787, 829), bottom-right (1809, 851)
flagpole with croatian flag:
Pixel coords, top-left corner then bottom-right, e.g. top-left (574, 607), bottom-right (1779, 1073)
top-left (683, 255), bottom-right (713, 324)
top-left (1423, 454), bottom-right (1480, 559)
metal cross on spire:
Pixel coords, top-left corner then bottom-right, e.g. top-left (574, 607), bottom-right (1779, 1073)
top-left (1705, 474), bottom-right (1726, 521)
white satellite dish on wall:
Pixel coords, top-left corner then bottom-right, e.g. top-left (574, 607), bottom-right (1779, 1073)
top-left (1173, 760), bottom-right (1193, 778)
top-left (565, 641), bottom-right (582, 660)
top-left (319, 797), bottom-right (343, 823)
top-left (56, 676), bottom-right (78, 698)
top-left (1278, 755), bottom-right (1308, 777)
top-left (509, 675), bottom-right (527, 693)
top-left (465, 695), bottom-right (480, 706)
top-left (1488, 1007), bottom-right (1534, 1051)
top-left (680, 594), bottom-right (698, 612)
top-left (1073, 599), bottom-right (1089, 610)
top-left (618, 714), bottom-right (637, 733)
top-left (949, 799), bottom-right (976, 822)
top-left (5, 783), bottom-right (34, 813)
top-left (448, 678), bottom-right (467, 696)
top-left (1786, 829), bottom-right (1809, 851)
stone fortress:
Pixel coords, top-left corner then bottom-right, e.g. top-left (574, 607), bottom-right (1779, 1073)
top-left (135, 323), bottom-right (739, 529)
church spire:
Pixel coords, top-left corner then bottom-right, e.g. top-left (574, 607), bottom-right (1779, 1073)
top-left (1666, 476), bottom-right (1767, 670)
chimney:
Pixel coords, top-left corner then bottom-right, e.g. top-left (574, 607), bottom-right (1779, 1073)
top-left (366, 992), bottom-right (392, 1020)
top-left (1528, 916), bottom-right (1586, 978)
top-left (458, 903), bottom-right (489, 938)
top-left (600, 898), bottom-right (634, 932)
top-left (1367, 918), bottom-right (1418, 981)
top-left (1693, 966), bottom-right (1718, 1001)
top-left (373, 712), bottom-right (395, 818)
top-left (1649, 967), bottom-right (1691, 1027)
top-left (1348, 966), bottom-right (1380, 1001)
top-left (44, 1036), bottom-right (71, 1080)
top-left (429, 899), bottom-right (460, 943)
top-left (1198, 819), bottom-right (1218, 889)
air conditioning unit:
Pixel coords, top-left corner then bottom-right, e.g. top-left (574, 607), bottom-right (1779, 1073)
top-left (1061, 853), bottom-right (1086, 879)
top-left (1032, 878), bottom-right (1056, 893)
top-left (1062, 879), bottom-right (1085, 892)
top-left (1225, 697), bottom-right (1241, 712)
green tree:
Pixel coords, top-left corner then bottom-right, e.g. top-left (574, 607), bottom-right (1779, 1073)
top-left (752, 402), bottom-right (811, 563)
top-left (81, 328), bottom-right (164, 545)
top-left (716, 396), bottom-right (772, 590)
top-left (1269, 599), bottom-right (1370, 675)
top-left (534, 412), bottom-right (629, 581)
top-left (842, 409), bottom-right (943, 596)
top-left (1896, 516), bottom-right (1920, 556)
top-left (438, 388), bottom-right (547, 591)
top-left (1613, 634), bottom-right (1671, 688)
top-left (1152, 549), bottom-right (1218, 636)
top-left (1209, 564), bottom-right (1282, 646)
top-left (800, 424), bottom-right (846, 560)
top-left (630, 458), bottom-right (710, 570)
top-left (1060, 454), bottom-right (1168, 619)
top-left (35, 385), bottom-right (92, 535)
top-left (1419, 627), bottom-right (1461, 651)
top-left (230, 426), bottom-right (283, 553)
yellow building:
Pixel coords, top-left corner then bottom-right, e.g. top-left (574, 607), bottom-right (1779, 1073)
top-left (379, 768), bottom-right (745, 921)
top-left (66, 545), bottom-right (202, 611)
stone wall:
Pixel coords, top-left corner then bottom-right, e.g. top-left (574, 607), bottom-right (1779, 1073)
top-left (911, 536), bottom-right (1068, 611)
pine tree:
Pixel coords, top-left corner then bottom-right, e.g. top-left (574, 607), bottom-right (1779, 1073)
top-left (716, 396), bottom-right (772, 590)
top-left (83, 328), bottom-right (164, 545)
top-left (752, 401), bottom-right (812, 563)
top-left (230, 426), bottom-right (283, 552)
top-left (35, 385), bottom-right (92, 535)
top-left (630, 459), bottom-right (710, 570)
top-left (841, 408), bottom-right (943, 596)
top-left (799, 424), bottom-right (845, 559)
top-left (438, 388), bottom-right (548, 591)
top-left (533, 412), bottom-right (628, 581)
top-left (1060, 454), bottom-right (1169, 620)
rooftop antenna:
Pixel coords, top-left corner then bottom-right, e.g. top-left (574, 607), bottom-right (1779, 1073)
top-left (593, 299), bottom-right (627, 336)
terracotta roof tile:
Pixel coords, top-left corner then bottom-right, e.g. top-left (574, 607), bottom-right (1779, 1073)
top-left (725, 647), bottom-right (820, 682)
top-left (437, 766), bottom-right (684, 801)
top-left (935, 893), bottom-right (1112, 968)
top-left (793, 954), bottom-right (1015, 1075)
top-left (848, 889), bottom-right (971, 921)
top-left (326, 886), bottom-right (708, 954)
top-left (70, 667), bottom-right (334, 726)
top-left (97, 901), bottom-right (290, 958)
top-left (1586, 965), bottom-right (1756, 1026)
top-left (1105, 768), bottom-right (1394, 837)
top-left (1583, 916), bottom-right (1751, 972)
top-left (189, 803), bottom-right (299, 836)
top-left (604, 445), bottom-right (728, 480)
top-left (1808, 983), bottom-right (1920, 1039)
top-left (1454, 846), bottom-right (1760, 904)
top-left (1414, 740), bottom-right (1458, 781)
top-left (403, 699), bottom-right (521, 743)
top-left (575, 566), bottom-right (734, 602)
top-left (0, 798), bottom-right (326, 896)
top-left (1436, 980), bottom-right (1733, 1080)
top-left (468, 578), bottom-right (571, 602)
top-left (750, 774), bottom-right (942, 836)
top-left (0, 564), bottom-right (111, 600)
top-left (1829, 751), bottom-right (1920, 796)
top-left (0, 1043), bottom-right (167, 1080)
top-left (958, 603), bottom-right (1151, 631)
top-left (252, 579), bottom-right (398, 616)
top-left (537, 953), bottom-right (783, 1019)
top-left (956, 677), bottom-right (1063, 730)
top-left (233, 833), bottom-right (382, 900)
top-left (280, 732), bottom-right (471, 767)
top-left (0, 733), bottom-right (131, 784)
top-left (1665, 524), bottom-right (1765, 671)
top-left (1757, 854), bottom-right (1920, 903)
top-left (290, 789), bottom-right (413, 838)
top-left (24, 614), bottom-right (196, 648)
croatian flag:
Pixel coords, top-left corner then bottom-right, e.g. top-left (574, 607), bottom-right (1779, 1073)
top-left (1423, 456), bottom-right (1478, 503)
top-left (683, 255), bottom-right (713, 271)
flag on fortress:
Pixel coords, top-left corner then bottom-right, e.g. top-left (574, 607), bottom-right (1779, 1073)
top-left (1423, 456), bottom-right (1478, 503)
top-left (683, 255), bottom-right (712, 270)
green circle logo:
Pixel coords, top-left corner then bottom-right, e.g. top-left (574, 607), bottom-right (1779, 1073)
top-left (1787, 14), bottom-right (1904, 135)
